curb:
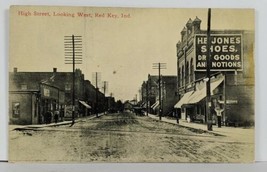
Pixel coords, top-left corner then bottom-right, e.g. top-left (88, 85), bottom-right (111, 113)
top-left (147, 115), bottom-right (225, 137)
top-left (11, 113), bottom-right (105, 131)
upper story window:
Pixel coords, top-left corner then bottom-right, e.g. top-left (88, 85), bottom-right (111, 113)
top-left (21, 84), bottom-right (27, 90)
top-left (190, 59), bottom-right (194, 82)
top-left (65, 84), bottom-right (71, 91)
top-left (188, 29), bottom-right (191, 35)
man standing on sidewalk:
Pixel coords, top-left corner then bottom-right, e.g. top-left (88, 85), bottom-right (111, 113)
top-left (215, 105), bottom-right (224, 128)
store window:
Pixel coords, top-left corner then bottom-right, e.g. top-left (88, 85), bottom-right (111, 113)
top-left (12, 102), bottom-right (20, 118)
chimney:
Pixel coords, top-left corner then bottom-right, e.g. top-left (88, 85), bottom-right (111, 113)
top-left (14, 67), bottom-right (18, 73)
top-left (192, 16), bottom-right (201, 33)
top-left (53, 68), bottom-right (57, 73)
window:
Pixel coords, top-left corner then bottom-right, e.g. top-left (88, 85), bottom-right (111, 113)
top-left (182, 65), bottom-right (184, 86)
top-left (190, 58), bottom-right (194, 82)
top-left (188, 29), bottom-right (191, 35)
top-left (65, 84), bottom-right (71, 91)
top-left (185, 62), bottom-right (189, 84)
top-left (12, 102), bottom-right (20, 118)
top-left (21, 84), bottom-right (27, 90)
top-left (178, 68), bottom-right (181, 87)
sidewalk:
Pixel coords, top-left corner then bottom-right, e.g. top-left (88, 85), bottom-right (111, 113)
top-left (9, 113), bottom-right (105, 131)
top-left (147, 114), bottom-right (254, 141)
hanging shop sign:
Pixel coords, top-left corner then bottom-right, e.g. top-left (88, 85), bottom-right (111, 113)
top-left (195, 34), bottom-right (243, 71)
top-left (43, 88), bottom-right (50, 97)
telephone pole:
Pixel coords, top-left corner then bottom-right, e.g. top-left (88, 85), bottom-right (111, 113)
top-left (152, 63), bottom-right (166, 120)
top-left (93, 72), bottom-right (101, 118)
top-left (102, 81), bottom-right (108, 114)
top-left (146, 81), bottom-right (149, 116)
top-left (206, 8), bottom-right (212, 131)
top-left (64, 35), bottom-right (82, 126)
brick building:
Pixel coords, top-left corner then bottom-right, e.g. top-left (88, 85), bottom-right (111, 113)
top-left (174, 17), bottom-right (254, 126)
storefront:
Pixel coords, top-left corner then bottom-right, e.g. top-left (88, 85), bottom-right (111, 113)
top-left (175, 74), bottom-right (224, 123)
top-left (39, 83), bottom-right (65, 124)
top-left (9, 90), bottom-right (40, 125)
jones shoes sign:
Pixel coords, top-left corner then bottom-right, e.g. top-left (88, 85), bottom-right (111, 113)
top-left (195, 34), bottom-right (243, 71)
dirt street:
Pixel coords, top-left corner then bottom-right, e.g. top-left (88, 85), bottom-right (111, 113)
top-left (9, 112), bottom-right (254, 162)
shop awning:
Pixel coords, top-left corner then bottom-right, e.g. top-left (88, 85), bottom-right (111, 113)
top-left (79, 100), bottom-right (91, 109)
top-left (151, 101), bottom-right (159, 110)
top-left (174, 91), bottom-right (194, 108)
top-left (187, 77), bottom-right (224, 104)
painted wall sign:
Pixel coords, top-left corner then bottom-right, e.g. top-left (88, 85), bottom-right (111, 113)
top-left (195, 34), bottom-right (243, 71)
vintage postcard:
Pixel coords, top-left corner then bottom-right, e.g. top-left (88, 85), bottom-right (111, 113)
top-left (9, 6), bottom-right (254, 162)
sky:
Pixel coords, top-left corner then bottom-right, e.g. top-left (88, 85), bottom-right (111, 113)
top-left (9, 6), bottom-right (254, 101)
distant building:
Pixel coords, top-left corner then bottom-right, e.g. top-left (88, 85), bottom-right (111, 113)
top-left (106, 96), bottom-right (116, 111)
top-left (141, 74), bottom-right (178, 116)
top-left (174, 17), bottom-right (254, 126)
top-left (124, 101), bottom-right (133, 111)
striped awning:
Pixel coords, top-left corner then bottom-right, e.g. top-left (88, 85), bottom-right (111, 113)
top-left (151, 101), bottom-right (159, 110)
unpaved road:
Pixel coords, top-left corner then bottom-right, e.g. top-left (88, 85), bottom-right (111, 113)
top-left (9, 112), bottom-right (254, 162)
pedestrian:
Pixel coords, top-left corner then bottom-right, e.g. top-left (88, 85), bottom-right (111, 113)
top-left (174, 111), bottom-right (179, 124)
top-left (54, 111), bottom-right (59, 124)
top-left (214, 105), bottom-right (224, 128)
top-left (187, 115), bottom-right (191, 123)
top-left (45, 111), bottom-right (50, 124)
top-left (47, 111), bottom-right (52, 124)
top-left (211, 98), bottom-right (218, 125)
top-left (176, 115), bottom-right (179, 124)
top-left (60, 108), bottom-right (64, 121)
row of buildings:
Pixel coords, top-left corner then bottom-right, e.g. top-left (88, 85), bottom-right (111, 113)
top-left (140, 17), bottom-right (254, 126)
top-left (9, 68), bottom-right (116, 125)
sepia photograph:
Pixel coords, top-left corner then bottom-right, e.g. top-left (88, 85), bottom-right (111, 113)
top-left (8, 6), bottom-right (254, 163)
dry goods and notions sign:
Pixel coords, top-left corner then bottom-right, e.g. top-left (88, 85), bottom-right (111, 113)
top-left (195, 34), bottom-right (242, 71)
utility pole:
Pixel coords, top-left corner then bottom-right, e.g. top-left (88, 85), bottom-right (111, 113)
top-left (94, 72), bottom-right (100, 118)
top-left (206, 8), bottom-right (212, 131)
top-left (102, 81), bottom-right (108, 96)
top-left (146, 81), bottom-right (149, 116)
top-left (102, 81), bottom-right (108, 114)
top-left (64, 35), bottom-right (82, 126)
top-left (152, 63), bottom-right (166, 120)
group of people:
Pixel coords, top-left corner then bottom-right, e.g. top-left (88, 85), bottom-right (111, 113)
top-left (44, 111), bottom-right (59, 124)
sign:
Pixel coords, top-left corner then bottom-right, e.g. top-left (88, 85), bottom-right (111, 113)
top-left (226, 100), bottom-right (238, 104)
top-left (44, 88), bottom-right (50, 97)
top-left (195, 34), bottom-right (242, 71)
